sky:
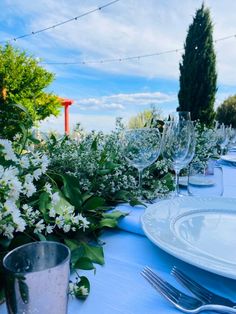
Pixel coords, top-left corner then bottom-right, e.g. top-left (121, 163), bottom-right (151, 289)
top-left (0, 0), bottom-right (236, 133)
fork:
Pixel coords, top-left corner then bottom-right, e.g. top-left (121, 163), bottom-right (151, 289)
top-left (141, 266), bottom-right (236, 313)
top-left (171, 266), bottom-right (236, 307)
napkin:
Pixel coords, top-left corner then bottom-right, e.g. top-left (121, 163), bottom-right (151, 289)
top-left (115, 203), bottom-right (146, 236)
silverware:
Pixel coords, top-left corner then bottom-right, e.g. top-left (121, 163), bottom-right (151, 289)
top-left (141, 266), bottom-right (236, 313)
top-left (171, 266), bottom-right (236, 307)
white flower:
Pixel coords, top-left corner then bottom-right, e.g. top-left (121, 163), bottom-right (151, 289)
top-left (3, 224), bottom-right (15, 239)
top-left (34, 219), bottom-right (45, 233)
top-left (3, 199), bottom-right (18, 216)
top-left (0, 139), bottom-right (17, 161)
top-left (19, 155), bottom-right (30, 169)
top-left (0, 165), bottom-right (4, 178)
top-left (77, 214), bottom-right (90, 231)
top-left (63, 224), bottom-right (71, 233)
top-left (33, 168), bottom-right (42, 181)
top-left (49, 207), bottom-right (56, 218)
top-left (23, 182), bottom-right (36, 197)
top-left (79, 286), bottom-right (89, 296)
top-left (51, 192), bottom-right (60, 205)
top-left (46, 225), bottom-right (54, 234)
top-left (15, 217), bottom-right (26, 232)
top-left (22, 204), bottom-right (34, 216)
top-left (8, 177), bottom-right (22, 200)
top-left (24, 174), bottom-right (34, 184)
top-left (13, 133), bottom-right (21, 141)
top-left (55, 216), bottom-right (64, 228)
top-left (41, 155), bottom-right (49, 173)
top-left (3, 166), bottom-right (19, 180)
top-left (31, 152), bottom-right (41, 166)
top-left (44, 183), bottom-right (52, 195)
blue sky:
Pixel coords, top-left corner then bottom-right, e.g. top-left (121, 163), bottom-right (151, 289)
top-left (1, 0), bottom-right (236, 133)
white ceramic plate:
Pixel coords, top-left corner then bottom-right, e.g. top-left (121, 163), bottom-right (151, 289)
top-left (221, 155), bottom-right (236, 164)
top-left (141, 197), bottom-right (236, 279)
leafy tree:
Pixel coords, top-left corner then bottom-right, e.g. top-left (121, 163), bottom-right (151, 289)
top-left (128, 106), bottom-right (163, 129)
top-left (216, 95), bottom-right (236, 127)
top-left (0, 44), bottom-right (61, 139)
top-left (178, 3), bottom-right (217, 126)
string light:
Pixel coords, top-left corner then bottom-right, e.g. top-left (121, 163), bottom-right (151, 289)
top-left (41, 48), bottom-right (184, 66)
top-left (0, 0), bottom-right (120, 44)
top-left (41, 33), bottom-right (236, 66)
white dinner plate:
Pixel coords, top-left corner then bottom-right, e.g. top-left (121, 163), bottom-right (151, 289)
top-left (141, 197), bottom-right (236, 279)
top-left (221, 155), bottom-right (236, 164)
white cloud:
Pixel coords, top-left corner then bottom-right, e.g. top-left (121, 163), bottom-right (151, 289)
top-left (74, 91), bottom-right (176, 111)
top-left (3, 0), bottom-right (236, 85)
top-left (39, 91), bottom-right (177, 133)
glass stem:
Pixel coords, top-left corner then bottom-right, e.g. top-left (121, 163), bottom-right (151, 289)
top-left (138, 169), bottom-right (143, 199)
top-left (175, 169), bottom-right (180, 196)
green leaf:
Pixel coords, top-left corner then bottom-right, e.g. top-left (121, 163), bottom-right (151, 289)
top-left (61, 174), bottom-right (82, 208)
top-left (0, 238), bottom-right (11, 248)
top-left (70, 247), bottom-right (85, 269)
top-left (81, 242), bottom-right (104, 265)
top-left (35, 233), bottom-right (46, 241)
top-left (104, 161), bottom-right (119, 170)
top-left (91, 137), bottom-right (98, 150)
top-left (114, 190), bottom-right (130, 201)
top-left (81, 192), bottom-right (94, 203)
top-left (82, 196), bottom-right (105, 211)
top-left (129, 198), bottom-right (146, 207)
top-left (102, 210), bottom-right (127, 220)
top-left (99, 218), bottom-right (118, 228)
top-left (74, 276), bottom-right (90, 300)
top-left (18, 276), bottom-right (29, 304)
top-left (97, 169), bottom-right (112, 175)
top-left (74, 257), bottom-right (95, 270)
top-left (64, 239), bottom-right (80, 251)
top-left (39, 192), bottom-right (50, 217)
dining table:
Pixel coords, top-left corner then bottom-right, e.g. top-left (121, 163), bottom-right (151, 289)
top-left (1, 155), bottom-right (236, 314)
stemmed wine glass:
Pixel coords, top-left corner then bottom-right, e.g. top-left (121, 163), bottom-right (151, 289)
top-left (216, 124), bottom-right (229, 156)
top-left (162, 120), bottom-right (194, 196)
top-left (168, 111), bottom-right (191, 122)
top-left (121, 128), bottom-right (162, 200)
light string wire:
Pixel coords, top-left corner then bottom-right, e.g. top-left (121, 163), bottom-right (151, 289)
top-left (40, 33), bottom-right (236, 66)
top-left (0, 0), bottom-right (120, 44)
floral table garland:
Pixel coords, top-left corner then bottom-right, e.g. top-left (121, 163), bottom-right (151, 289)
top-left (0, 121), bottom-right (219, 302)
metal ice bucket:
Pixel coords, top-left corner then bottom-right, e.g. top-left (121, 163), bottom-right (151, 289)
top-left (3, 241), bottom-right (70, 314)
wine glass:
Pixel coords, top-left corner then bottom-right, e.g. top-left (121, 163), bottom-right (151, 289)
top-left (216, 124), bottom-right (229, 156)
top-left (162, 120), bottom-right (193, 197)
top-left (168, 111), bottom-right (191, 122)
top-left (121, 128), bottom-right (162, 200)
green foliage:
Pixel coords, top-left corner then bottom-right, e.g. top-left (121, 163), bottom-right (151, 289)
top-left (45, 128), bottom-right (172, 202)
top-left (128, 106), bottom-right (163, 129)
top-left (178, 4), bottom-right (217, 127)
top-left (216, 95), bottom-right (236, 127)
top-left (0, 44), bottom-right (61, 139)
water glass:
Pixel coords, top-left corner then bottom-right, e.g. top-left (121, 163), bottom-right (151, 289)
top-left (3, 241), bottom-right (70, 314)
top-left (121, 128), bottom-right (161, 199)
top-left (188, 163), bottom-right (223, 196)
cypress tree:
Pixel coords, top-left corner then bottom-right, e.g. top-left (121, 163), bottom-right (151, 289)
top-left (178, 3), bottom-right (217, 126)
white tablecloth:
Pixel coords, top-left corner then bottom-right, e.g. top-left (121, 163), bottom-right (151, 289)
top-left (1, 160), bottom-right (236, 314)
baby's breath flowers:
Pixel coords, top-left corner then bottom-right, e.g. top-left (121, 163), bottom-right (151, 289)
top-left (46, 127), bottom-right (172, 201)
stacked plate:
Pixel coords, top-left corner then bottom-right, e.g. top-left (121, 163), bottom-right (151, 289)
top-left (221, 155), bottom-right (236, 165)
top-left (141, 196), bottom-right (236, 279)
